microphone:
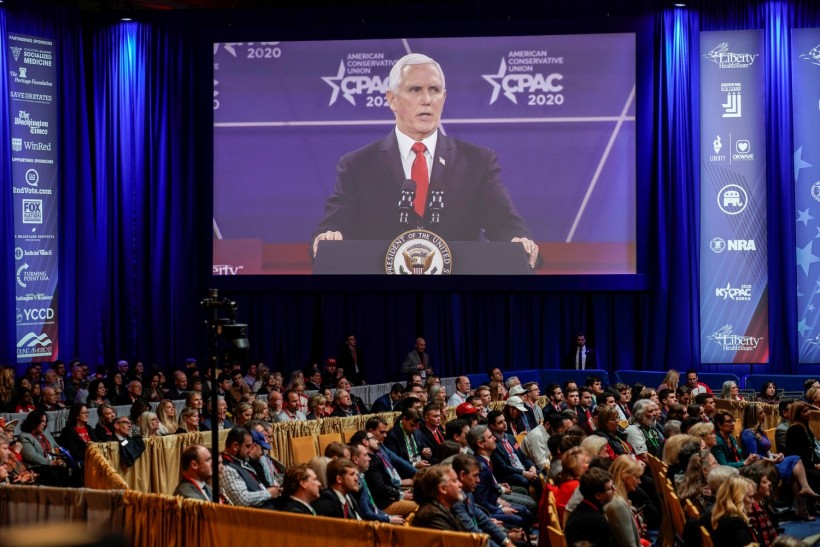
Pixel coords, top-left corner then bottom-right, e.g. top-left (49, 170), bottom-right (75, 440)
top-left (398, 179), bottom-right (416, 225)
top-left (427, 185), bottom-right (444, 224)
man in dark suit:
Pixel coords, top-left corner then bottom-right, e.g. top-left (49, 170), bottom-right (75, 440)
top-left (411, 465), bottom-right (469, 533)
top-left (451, 454), bottom-right (526, 547)
top-left (371, 383), bottom-right (404, 414)
top-left (564, 467), bottom-right (617, 546)
top-left (487, 410), bottom-right (538, 491)
top-left (278, 463), bottom-right (322, 514)
top-left (336, 334), bottom-right (365, 386)
top-left (465, 425), bottom-right (530, 530)
top-left (562, 331), bottom-right (598, 370)
top-left (173, 444), bottom-right (214, 501)
top-left (312, 458), bottom-right (362, 519)
top-left (418, 404), bottom-right (446, 464)
top-left (312, 53), bottom-right (539, 268)
top-left (383, 408), bottom-right (431, 468)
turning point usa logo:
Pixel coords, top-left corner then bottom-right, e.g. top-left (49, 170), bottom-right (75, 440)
top-left (703, 42), bottom-right (759, 69)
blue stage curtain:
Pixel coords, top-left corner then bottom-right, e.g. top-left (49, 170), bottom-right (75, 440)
top-left (85, 17), bottom-right (204, 369)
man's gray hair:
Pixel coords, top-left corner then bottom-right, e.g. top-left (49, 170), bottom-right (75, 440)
top-left (632, 399), bottom-right (655, 422)
top-left (388, 53), bottom-right (445, 93)
top-left (466, 425), bottom-right (489, 452)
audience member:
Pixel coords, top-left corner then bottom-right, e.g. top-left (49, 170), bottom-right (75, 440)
top-left (384, 408), bottom-right (431, 468)
top-left (279, 463), bottom-right (323, 514)
top-left (19, 409), bottom-right (70, 486)
top-left (606, 455), bottom-right (646, 547)
top-left (708, 475), bottom-right (758, 547)
top-left (220, 427), bottom-right (279, 508)
top-left (686, 369), bottom-right (713, 396)
top-left (156, 399), bottom-right (179, 435)
top-left (202, 397), bottom-right (233, 431)
top-left (94, 404), bottom-right (118, 441)
top-left (564, 467), bottom-right (615, 546)
top-left (58, 403), bottom-right (97, 473)
top-left (756, 381), bottom-right (780, 405)
top-left (312, 457), bottom-right (362, 519)
top-left (401, 338), bottom-right (432, 381)
top-left (173, 444), bottom-right (214, 501)
top-left (411, 465), bottom-right (469, 532)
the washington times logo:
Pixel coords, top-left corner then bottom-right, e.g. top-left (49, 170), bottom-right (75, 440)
top-left (721, 83), bottom-right (742, 118)
top-left (483, 51), bottom-right (564, 105)
top-left (715, 283), bottom-right (752, 301)
top-left (707, 324), bottom-right (763, 352)
top-left (704, 42), bottom-right (759, 69)
top-left (10, 46), bottom-right (22, 62)
top-left (322, 53), bottom-right (393, 107)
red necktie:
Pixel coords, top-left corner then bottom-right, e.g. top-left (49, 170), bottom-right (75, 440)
top-left (343, 501), bottom-right (350, 518)
top-left (411, 142), bottom-right (429, 217)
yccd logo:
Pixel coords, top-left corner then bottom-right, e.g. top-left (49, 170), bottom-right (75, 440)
top-left (22, 307), bottom-right (54, 321)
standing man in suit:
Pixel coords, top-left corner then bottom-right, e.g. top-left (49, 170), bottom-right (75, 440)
top-left (312, 53), bottom-right (539, 268)
top-left (401, 338), bottom-right (432, 381)
top-left (312, 458), bottom-right (362, 519)
top-left (174, 444), bottom-right (214, 501)
top-left (336, 334), bottom-right (365, 386)
top-left (563, 331), bottom-right (598, 370)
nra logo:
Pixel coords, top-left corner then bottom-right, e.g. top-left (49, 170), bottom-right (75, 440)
top-left (709, 238), bottom-right (756, 253)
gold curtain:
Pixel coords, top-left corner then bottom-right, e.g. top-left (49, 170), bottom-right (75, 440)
top-left (715, 398), bottom-right (781, 430)
top-left (0, 485), bottom-right (485, 547)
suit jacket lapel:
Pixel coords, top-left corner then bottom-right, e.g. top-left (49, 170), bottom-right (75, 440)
top-left (379, 131), bottom-right (405, 190)
top-left (430, 131), bottom-right (454, 191)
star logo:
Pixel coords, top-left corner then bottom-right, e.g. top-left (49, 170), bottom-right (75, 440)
top-left (483, 59), bottom-right (514, 105)
top-left (322, 61), bottom-right (355, 106)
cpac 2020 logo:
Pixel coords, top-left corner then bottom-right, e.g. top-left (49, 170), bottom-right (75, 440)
top-left (483, 52), bottom-right (564, 106)
top-left (322, 53), bottom-right (395, 108)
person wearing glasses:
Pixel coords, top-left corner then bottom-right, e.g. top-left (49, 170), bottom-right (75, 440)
top-left (564, 467), bottom-right (617, 547)
top-left (59, 403), bottom-right (98, 475)
top-left (711, 409), bottom-right (759, 468)
top-left (19, 409), bottom-right (70, 486)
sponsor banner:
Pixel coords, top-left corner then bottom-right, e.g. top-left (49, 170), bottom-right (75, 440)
top-left (793, 29), bottom-right (820, 362)
top-left (699, 30), bottom-right (768, 363)
top-left (9, 33), bottom-right (58, 362)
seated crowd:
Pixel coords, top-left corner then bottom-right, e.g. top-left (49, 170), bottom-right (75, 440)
top-left (2, 357), bottom-right (820, 546)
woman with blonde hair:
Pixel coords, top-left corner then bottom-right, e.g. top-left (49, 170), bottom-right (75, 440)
top-left (176, 407), bottom-right (200, 434)
top-left (580, 434), bottom-right (610, 459)
top-left (234, 401), bottom-right (253, 427)
top-left (306, 393), bottom-right (327, 420)
top-left (709, 475), bottom-right (758, 546)
top-left (156, 399), bottom-right (179, 435)
top-left (251, 399), bottom-right (270, 422)
top-left (607, 455), bottom-right (647, 547)
top-left (677, 449), bottom-right (719, 514)
top-left (138, 411), bottom-right (161, 437)
top-left (688, 421), bottom-right (718, 449)
top-left (658, 369), bottom-right (679, 392)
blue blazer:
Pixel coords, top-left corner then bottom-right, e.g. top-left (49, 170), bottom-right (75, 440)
top-left (490, 432), bottom-right (535, 480)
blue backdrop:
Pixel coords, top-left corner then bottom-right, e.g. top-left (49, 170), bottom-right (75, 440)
top-left (1, 0), bottom-right (819, 384)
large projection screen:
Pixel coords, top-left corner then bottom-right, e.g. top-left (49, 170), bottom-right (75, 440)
top-left (213, 34), bottom-right (636, 275)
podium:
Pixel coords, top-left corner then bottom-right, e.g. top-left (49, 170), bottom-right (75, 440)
top-left (313, 240), bottom-right (533, 275)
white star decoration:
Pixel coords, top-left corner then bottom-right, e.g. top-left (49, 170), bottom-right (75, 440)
top-left (795, 147), bottom-right (813, 182)
top-left (797, 240), bottom-right (820, 275)
top-left (798, 208), bottom-right (815, 227)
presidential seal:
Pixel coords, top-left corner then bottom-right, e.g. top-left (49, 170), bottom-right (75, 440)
top-left (385, 229), bottom-right (453, 275)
